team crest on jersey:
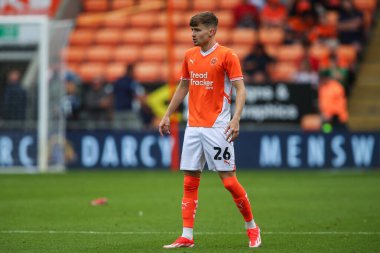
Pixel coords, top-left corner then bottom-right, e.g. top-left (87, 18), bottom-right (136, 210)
top-left (210, 57), bottom-right (218, 65)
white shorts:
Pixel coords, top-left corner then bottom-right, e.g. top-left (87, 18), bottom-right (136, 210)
top-left (180, 127), bottom-right (236, 172)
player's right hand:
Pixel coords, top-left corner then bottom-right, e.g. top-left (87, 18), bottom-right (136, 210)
top-left (159, 116), bottom-right (171, 136)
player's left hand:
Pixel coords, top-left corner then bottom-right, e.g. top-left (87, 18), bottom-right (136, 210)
top-left (225, 119), bottom-right (240, 143)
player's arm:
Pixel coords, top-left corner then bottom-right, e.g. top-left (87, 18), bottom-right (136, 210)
top-left (225, 79), bottom-right (246, 142)
top-left (159, 79), bottom-right (189, 136)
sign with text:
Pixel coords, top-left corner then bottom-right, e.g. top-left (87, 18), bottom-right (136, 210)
top-left (233, 84), bottom-right (317, 123)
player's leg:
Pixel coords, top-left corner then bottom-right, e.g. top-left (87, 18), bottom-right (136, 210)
top-left (219, 171), bottom-right (261, 248)
top-left (164, 128), bottom-right (205, 249)
top-left (202, 127), bottom-right (261, 248)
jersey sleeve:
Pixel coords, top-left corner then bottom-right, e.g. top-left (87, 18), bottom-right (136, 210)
top-left (225, 50), bottom-right (243, 82)
top-left (180, 53), bottom-right (190, 80)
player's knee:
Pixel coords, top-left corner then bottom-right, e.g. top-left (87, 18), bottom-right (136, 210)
top-left (184, 175), bottom-right (200, 193)
top-left (222, 176), bottom-right (237, 192)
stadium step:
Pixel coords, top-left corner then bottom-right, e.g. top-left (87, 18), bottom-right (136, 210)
top-left (348, 16), bottom-right (380, 130)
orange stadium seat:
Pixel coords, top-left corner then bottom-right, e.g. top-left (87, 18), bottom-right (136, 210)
top-left (62, 47), bottom-right (86, 63)
top-left (219, 0), bottom-right (243, 9)
top-left (111, 0), bottom-right (135, 10)
top-left (176, 28), bottom-right (192, 44)
top-left (141, 45), bottom-right (167, 62)
top-left (231, 28), bottom-right (257, 45)
top-left (353, 0), bottom-right (377, 12)
top-left (158, 12), bottom-right (185, 27)
top-left (174, 45), bottom-right (189, 61)
top-left (86, 46), bottom-right (113, 62)
top-left (149, 28), bottom-right (167, 44)
top-left (172, 0), bottom-right (189, 11)
top-left (129, 12), bottom-right (157, 28)
top-left (214, 11), bottom-right (235, 28)
top-left (270, 62), bottom-right (298, 82)
top-left (301, 114), bottom-right (322, 131)
top-left (113, 45), bottom-right (140, 63)
top-left (69, 29), bottom-right (95, 46)
top-left (122, 28), bottom-right (150, 44)
top-left (106, 63), bottom-right (126, 81)
top-left (78, 63), bottom-right (106, 81)
top-left (83, 0), bottom-right (109, 12)
top-left (215, 29), bottom-right (230, 45)
top-left (193, 0), bottom-right (218, 11)
top-left (95, 29), bottom-right (122, 45)
top-left (103, 15), bottom-right (129, 28)
top-left (231, 45), bottom-right (252, 60)
top-left (264, 45), bottom-right (278, 58)
top-left (162, 63), bottom-right (183, 81)
top-left (308, 43), bottom-right (331, 69)
top-left (276, 44), bottom-right (305, 63)
top-left (259, 27), bottom-right (285, 45)
top-left (134, 62), bottom-right (162, 83)
top-left (336, 45), bottom-right (357, 68)
top-left (76, 13), bottom-right (103, 28)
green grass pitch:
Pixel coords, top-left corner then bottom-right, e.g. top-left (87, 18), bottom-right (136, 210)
top-left (1, 170), bottom-right (380, 253)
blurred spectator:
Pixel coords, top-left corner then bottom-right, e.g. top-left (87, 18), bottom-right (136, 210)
top-left (243, 44), bottom-right (275, 83)
top-left (293, 60), bottom-right (319, 86)
top-left (260, 0), bottom-right (288, 27)
top-left (233, 0), bottom-right (260, 28)
top-left (317, 0), bottom-right (341, 11)
top-left (318, 73), bottom-right (348, 126)
top-left (1, 69), bottom-right (27, 121)
top-left (288, 0), bottom-right (318, 40)
top-left (113, 64), bottom-right (154, 129)
top-left (62, 73), bottom-right (82, 121)
top-left (252, 70), bottom-right (271, 85)
top-left (337, 0), bottom-right (364, 47)
top-left (319, 55), bottom-right (349, 90)
top-left (83, 75), bottom-right (113, 121)
top-left (308, 13), bottom-right (338, 47)
top-left (249, 0), bottom-right (265, 10)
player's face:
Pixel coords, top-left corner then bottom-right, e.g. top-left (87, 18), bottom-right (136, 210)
top-left (191, 24), bottom-right (215, 47)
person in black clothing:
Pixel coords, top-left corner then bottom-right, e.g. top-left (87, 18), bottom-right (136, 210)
top-left (337, 0), bottom-right (364, 46)
top-left (243, 44), bottom-right (275, 84)
top-left (1, 69), bottom-right (27, 121)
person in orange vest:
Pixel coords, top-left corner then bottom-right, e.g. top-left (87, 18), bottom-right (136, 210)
top-left (318, 73), bottom-right (349, 129)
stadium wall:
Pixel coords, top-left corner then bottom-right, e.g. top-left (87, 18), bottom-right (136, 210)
top-left (1, 130), bottom-right (379, 169)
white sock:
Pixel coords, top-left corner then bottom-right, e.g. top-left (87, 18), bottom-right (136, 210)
top-left (245, 219), bottom-right (256, 229)
top-left (181, 227), bottom-right (193, 240)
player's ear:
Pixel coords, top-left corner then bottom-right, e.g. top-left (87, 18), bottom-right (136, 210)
top-left (209, 27), bottom-right (216, 37)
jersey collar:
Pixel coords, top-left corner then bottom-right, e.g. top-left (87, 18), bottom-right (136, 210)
top-left (200, 43), bottom-right (219, 57)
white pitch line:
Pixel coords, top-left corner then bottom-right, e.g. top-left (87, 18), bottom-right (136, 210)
top-left (1, 230), bottom-right (380, 235)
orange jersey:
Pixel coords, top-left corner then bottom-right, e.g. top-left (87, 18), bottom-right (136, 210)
top-left (181, 43), bottom-right (243, 127)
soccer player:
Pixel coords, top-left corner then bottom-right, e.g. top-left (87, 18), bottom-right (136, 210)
top-left (159, 11), bottom-right (261, 249)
